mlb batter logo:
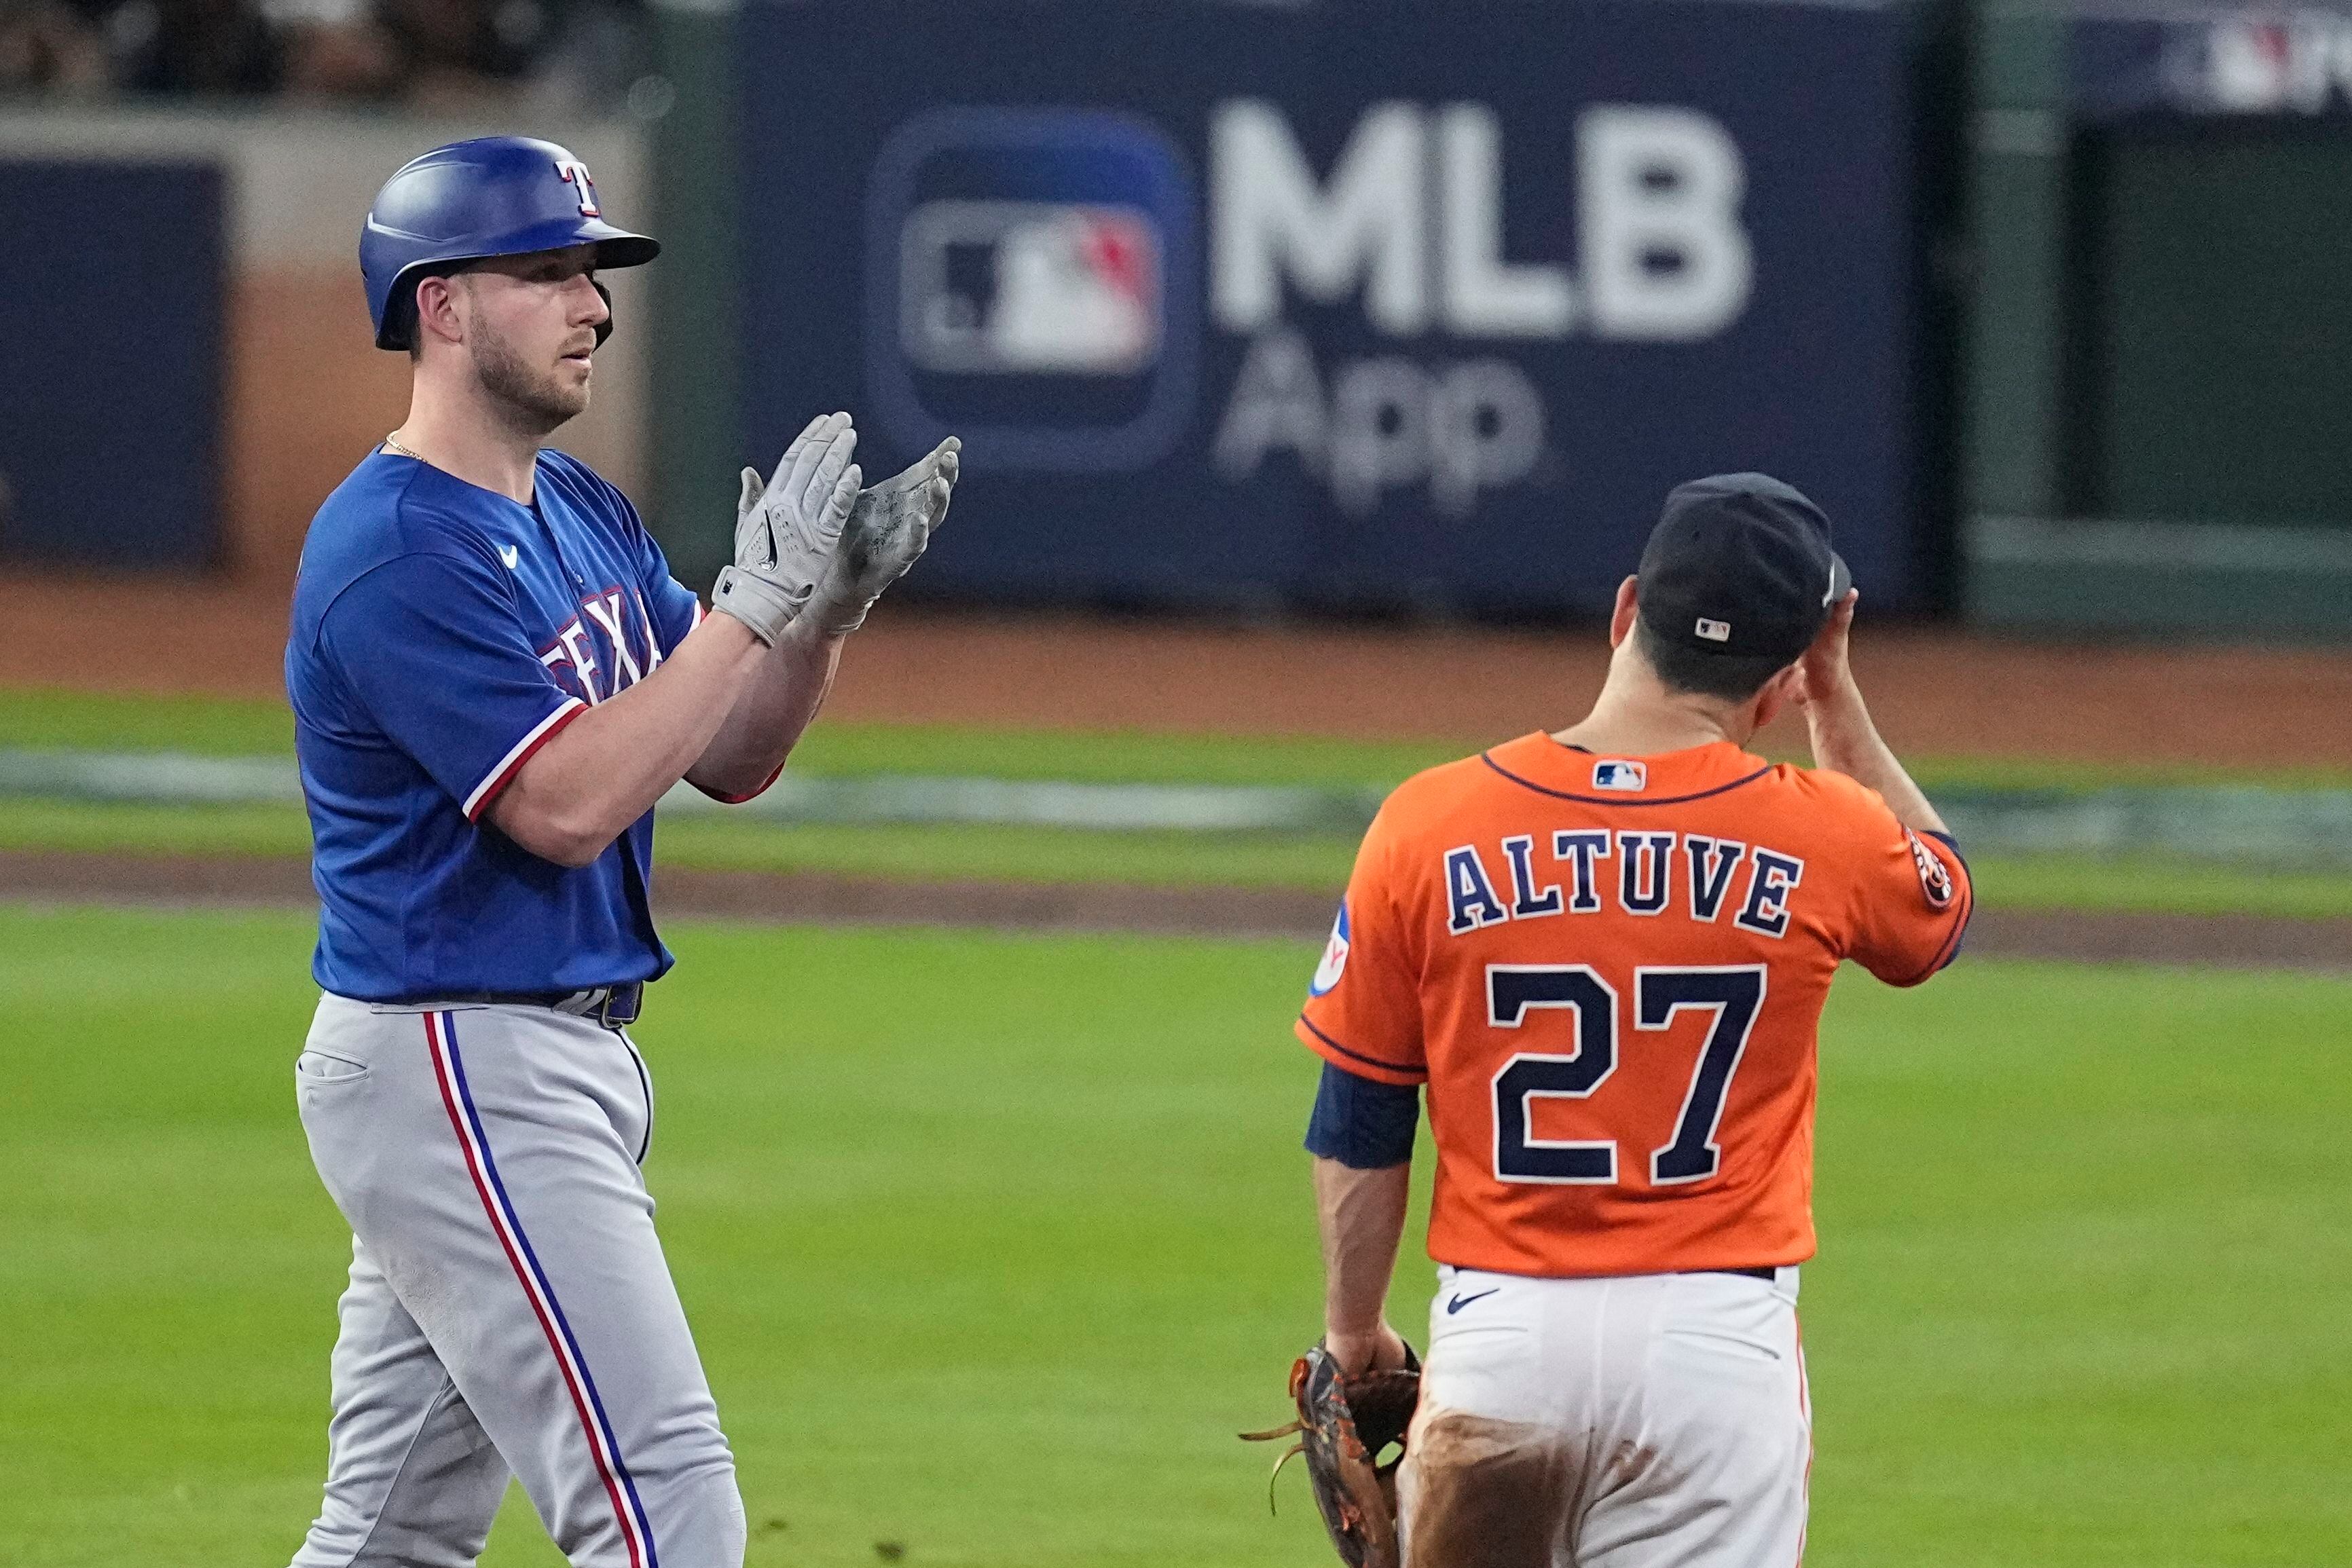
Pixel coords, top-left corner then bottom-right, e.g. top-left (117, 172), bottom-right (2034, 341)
top-left (1309, 899), bottom-right (1352, 996)
top-left (864, 107), bottom-right (1198, 471)
top-left (1593, 760), bottom-right (1648, 793)
top-left (902, 202), bottom-right (1162, 375)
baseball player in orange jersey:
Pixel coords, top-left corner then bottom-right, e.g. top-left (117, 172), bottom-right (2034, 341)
top-left (1294, 474), bottom-right (1972, 1567)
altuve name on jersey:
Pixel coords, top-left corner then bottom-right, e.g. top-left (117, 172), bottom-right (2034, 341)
top-left (1443, 832), bottom-right (1805, 939)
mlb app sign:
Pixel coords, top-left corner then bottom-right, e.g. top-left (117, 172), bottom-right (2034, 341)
top-left (868, 98), bottom-right (1752, 512)
top-left (1206, 100), bottom-right (1753, 521)
top-left (865, 109), bottom-right (1198, 471)
top-left (739, 1), bottom-right (1919, 614)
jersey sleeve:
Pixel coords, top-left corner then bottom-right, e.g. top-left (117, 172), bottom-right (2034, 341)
top-left (1296, 803), bottom-right (1429, 1085)
top-left (1838, 787), bottom-right (1974, 986)
top-left (317, 548), bottom-right (587, 823)
top-left (628, 499), bottom-right (706, 657)
top-left (616, 481), bottom-right (788, 806)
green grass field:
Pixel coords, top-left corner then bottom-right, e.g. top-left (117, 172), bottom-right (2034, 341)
top-left (8, 796), bottom-right (2352, 919)
top-left (6, 688), bottom-right (2351, 918)
top-left (10, 686), bottom-right (2352, 792)
top-left (3, 905), bottom-right (2348, 1567)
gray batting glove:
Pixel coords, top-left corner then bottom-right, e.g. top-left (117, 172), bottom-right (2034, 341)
top-left (803, 436), bottom-right (961, 635)
top-left (710, 411), bottom-right (862, 646)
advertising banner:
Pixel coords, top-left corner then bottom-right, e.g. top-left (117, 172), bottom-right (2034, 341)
top-left (737, 0), bottom-right (1920, 614)
top-left (2072, 7), bottom-right (2352, 122)
top-left (0, 160), bottom-right (224, 569)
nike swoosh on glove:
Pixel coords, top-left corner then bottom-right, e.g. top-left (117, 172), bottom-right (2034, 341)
top-left (710, 411), bottom-right (861, 645)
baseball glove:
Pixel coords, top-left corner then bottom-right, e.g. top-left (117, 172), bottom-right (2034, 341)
top-left (1240, 1341), bottom-right (1422, 1568)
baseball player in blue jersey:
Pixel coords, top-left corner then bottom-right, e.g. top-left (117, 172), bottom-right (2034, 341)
top-left (281, 136), bottom-right (957, 1568)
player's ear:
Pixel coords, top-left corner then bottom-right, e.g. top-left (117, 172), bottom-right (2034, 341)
top-left (1608, 576), bottom-right (1640, 648)
top-left (412, 274), bottom-right (466, 354)
top-left (1750, 662), bottom-right (1802, 730)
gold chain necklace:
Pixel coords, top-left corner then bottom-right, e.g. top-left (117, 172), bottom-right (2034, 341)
top-left (382, 432), bottom-right (425, 461)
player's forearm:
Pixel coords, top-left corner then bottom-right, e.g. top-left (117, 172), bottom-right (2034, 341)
top-left (1315, 1156), bottom-right (1410, 1346)
top-left (1805, 682), bottom-right (1947, 835)
top-left (492, 612), bottom-right (765, 865)
top-left (684, 617), bottom-right (845, 799)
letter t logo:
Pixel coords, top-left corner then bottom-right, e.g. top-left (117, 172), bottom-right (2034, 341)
top-left (554, 159), bottom-right (600, 217)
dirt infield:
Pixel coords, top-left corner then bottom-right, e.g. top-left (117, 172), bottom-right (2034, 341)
top-left (3, 851), bottom-right (2345, 973)
top-left (3, 571), bottom-right (2350, 769)
top-left (7, 569), bottom-right (2348, 969)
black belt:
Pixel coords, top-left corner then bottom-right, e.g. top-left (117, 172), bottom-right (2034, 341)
top-left (440, 983), bottom-right (644, 1027)
top-left (1703, 1266), bottom-right (1779, 1282)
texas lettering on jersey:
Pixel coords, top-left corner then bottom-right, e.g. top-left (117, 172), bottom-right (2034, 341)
top-left (1298, 732), bottom-right (1972, 1279)
top-left (538, 584), bottom-right (676, 705)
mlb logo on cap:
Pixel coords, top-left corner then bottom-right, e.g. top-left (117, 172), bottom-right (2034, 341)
top-left (1594, 760), bottom-right (1648, 792)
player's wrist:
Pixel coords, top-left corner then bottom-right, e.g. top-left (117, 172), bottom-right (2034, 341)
top-left (1323, 1328), bottom-right (1377, 1372)
top-left (710, 566), bottom-right (803, 646)
top-left (696, 601), bottom-right (765, 657)
top-left (1324, 1320), bottom-right (1403, 1376)
top-left (779, 604), bottom-right (853, 649)
top-left (801, 581), bottom-right (874, 637)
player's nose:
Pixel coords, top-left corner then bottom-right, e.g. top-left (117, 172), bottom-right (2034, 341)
top-left (571, 273), bottom-right (610, 329)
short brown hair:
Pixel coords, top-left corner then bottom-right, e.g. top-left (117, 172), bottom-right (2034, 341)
top-left (1634, 612), bottom-right (1790, 702)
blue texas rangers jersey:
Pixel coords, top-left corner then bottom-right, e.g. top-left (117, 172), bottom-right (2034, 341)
top-left (287, 448), bottom-right (714, 1003)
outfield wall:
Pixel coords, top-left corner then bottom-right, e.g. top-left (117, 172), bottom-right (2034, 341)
top-left (1962, 3), bottom-right (2352, 637)
top-left (7, 0), bottom-right (2351, 641)
top-left (0, 111), bottom-right (649, 579)
top-left (727, 0), bottom-right (1936, 619)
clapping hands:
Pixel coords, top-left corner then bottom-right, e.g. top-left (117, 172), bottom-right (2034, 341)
top-left (709, 414), bottom-right (960, 644)
top-left (805, 436), bottom-right (961, 635)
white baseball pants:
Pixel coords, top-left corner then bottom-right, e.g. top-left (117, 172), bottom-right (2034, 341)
top-left (287, 994), bottom-right (744, 1568)
top-left (1399, 1265), bottom-right (1810, 1568)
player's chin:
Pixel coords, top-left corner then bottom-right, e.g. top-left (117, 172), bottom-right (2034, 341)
top-left (547, 360), bottom-right (593, 413)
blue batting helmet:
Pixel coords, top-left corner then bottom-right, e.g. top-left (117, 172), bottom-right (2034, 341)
top-left (361, 135), bottom-right (660, 351)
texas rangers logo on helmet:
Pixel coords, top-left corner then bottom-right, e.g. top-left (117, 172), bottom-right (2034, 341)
top-left (554, 158), bottom-right (601, 217)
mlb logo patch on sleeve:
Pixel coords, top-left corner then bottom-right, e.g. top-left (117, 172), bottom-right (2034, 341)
top-left (1908, 832), bottom-right (1956, 909)
top-left (1592, 760), bottom-right (1647, 793)
top-left (1309, 899), bottom-right (1352, 996)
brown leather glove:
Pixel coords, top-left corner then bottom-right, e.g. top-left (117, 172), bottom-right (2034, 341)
top-left (1241, 1340), bottom-right (1422, 1568)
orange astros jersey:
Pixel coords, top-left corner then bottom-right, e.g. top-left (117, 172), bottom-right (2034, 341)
top-left (1298, 732), bottom-right (1971, 1278)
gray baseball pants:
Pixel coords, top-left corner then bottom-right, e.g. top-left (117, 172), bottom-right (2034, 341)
top-left (289, 994), bottom-right (745, 1568)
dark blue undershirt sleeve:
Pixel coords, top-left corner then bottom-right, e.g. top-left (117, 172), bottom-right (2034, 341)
top-left (1304, 1060), bottom-right (1420, 1169)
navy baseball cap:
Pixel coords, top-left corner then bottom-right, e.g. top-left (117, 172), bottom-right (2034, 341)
top-left (1635, 473), bottom-right (1852, 666)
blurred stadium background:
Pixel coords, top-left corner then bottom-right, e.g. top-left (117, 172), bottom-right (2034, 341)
top-left (2, 1), bottom-right (2347, 1564)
